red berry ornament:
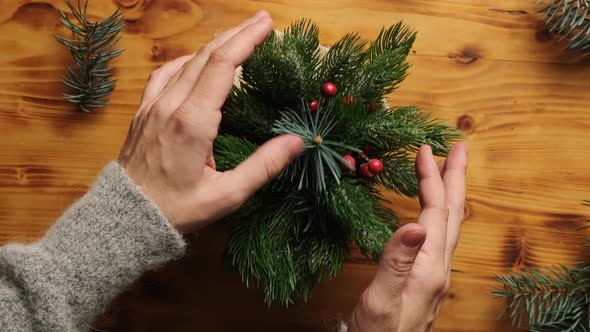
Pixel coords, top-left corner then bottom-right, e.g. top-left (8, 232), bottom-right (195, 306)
top-left (368, 159), bottom-right (384, 175)
top-left (309, 100), bottom-right (319, 112)
top-left (343, 95), bottom-right (356, 105)
top-left (321, 82), bottom-right (337, 97)
top-left (341, 155), bottom-right (356, 171)
top-left (368, 100), bottom-right (378, 112)
top-left (359, 163), bottom-right (374, 178)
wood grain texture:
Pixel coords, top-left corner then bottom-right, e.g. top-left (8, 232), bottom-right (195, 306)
top-left (1, 0), bottom-right (589, 331)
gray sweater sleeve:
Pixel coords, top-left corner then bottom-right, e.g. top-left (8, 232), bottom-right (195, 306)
top-left (0, 161), bottom-right (186, 332)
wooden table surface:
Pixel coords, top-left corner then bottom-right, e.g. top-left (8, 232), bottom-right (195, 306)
top-left (2, 0), bottom-right (590, 331)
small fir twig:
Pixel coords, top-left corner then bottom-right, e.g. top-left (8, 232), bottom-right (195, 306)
top-left (272, 99), bottom-right (361, 192)
top-left (55, 0), bottom-right (125, 112)
top-left (538, 0), bottom-right (590, 55)
top-left (494, 201), bottom-right (590, 331)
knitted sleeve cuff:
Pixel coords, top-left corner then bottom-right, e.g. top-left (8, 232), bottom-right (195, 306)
top-left (40, 161), bottom-right (186, 321)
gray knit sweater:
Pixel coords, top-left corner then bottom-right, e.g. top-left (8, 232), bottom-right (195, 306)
top-left (0, 162), bottom-right (186, 331)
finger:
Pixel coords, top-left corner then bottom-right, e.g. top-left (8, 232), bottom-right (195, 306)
top-left (416, 145), bottom-right (448, 255)
top-left (207, 146), bottom-right (216, 170)
top-left (437, 159), bottom-right (446, 175)
top-left (369, 223), bottom-right (427, 304)
top-left (175, 16), bottom-right (273, 123)
top-left (139, 54), bottom-right (194, 110)
top-left (158, 11), bottom-right (270, 113)
top-left (442, 143), bottom-right (468, 268)
top-left (220, 135), bottom-right (303, 204)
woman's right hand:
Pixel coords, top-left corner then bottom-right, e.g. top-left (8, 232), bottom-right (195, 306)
top-left (349, 143), bottom-right (468, 332)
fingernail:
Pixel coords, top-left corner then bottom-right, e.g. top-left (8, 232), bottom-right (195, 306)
top-left (282, 135), bottom-right (305, 157)
top-left (253, 10), bottom-right (270, 19)
top-left (402, 230), bottom-right (426, 248)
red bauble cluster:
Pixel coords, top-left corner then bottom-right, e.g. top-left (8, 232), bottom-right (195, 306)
top-left (340, 149), bottom-right (384, 179)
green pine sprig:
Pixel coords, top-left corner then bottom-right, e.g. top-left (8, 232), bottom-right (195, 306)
top-left (493, 201), bottom-right (590, 331)
top-left (538, 0), bottom-right (590, 55)
top-left (55, 0), bottom-right (125, 112)
top-left (272, 99), bottom-right (361, 192)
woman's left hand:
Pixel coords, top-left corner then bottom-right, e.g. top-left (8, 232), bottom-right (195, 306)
top-left (118, 12), bottom-right (304, 233)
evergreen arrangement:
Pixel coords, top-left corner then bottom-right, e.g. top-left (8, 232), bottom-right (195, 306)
top-left (215, 19), bottom-right (461, 305)
top-left (55, 0), bottom-right (125, 112)
top-left (493, 201), bottom-right (590, 331)
top-left (538, 0), bottom-right (590, 55)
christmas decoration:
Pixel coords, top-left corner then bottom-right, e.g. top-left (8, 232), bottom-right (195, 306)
top-left (341, 155), bottom-right (356, 171)
top-left (359, 163), bottom-right (374, 178)
top-left (321, 82), bottom-right (337, 97)
top-left (55, 0), bottom-right (125, 112)
top-left (368, 99), bottom-right (378, 112)
top-left (309, 100), bottom-right (319, 112)
top-left (537, 0), bottom-right (590, 55)
top-left (493, 201), bottom-right (590, 331)
top-left (216, 19), bottom-right (461, 305)
top-left (368, 158), bottom-right (384, 174)
top-left (343, 95), bottom-right (356, 105)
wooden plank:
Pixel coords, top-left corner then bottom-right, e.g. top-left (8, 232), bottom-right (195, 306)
top-left (3, 0), bottom-right (588, 71)
top-left (1, 1), bottom-right (590, 331)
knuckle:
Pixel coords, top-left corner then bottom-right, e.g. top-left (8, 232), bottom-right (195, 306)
top-left (428, 274), bottom-right (448, 296)
top-left (262, 153), bottom-right (284, 180)
top-left (432, 206), bottom-right (450, 218)
top-left (170, 111), bottom-right (194, 136)
top-left (441, 282), bottom-right (451, 298)
top-left (147, 68), bottom-right (161, 83)
top-left (151, 98), bottom-right (172, 116)
top-left (384, 255), bottom-right (415, 277)
top-left (198, 42), bottom-right (215, 56)
top-left (358, 290), bottom-right (392, 320)
top-left (208, 48), bottom-right (233, 66)
top-left (226, 188), bottom-right (247, 209)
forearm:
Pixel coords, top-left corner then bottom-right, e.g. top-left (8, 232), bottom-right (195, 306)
top-left (0, 162), bottom-right (186, 331)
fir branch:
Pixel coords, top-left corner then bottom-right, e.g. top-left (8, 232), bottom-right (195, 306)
top-left (283, 19), bottom-right (322, 97)
top-left (374, 151), bottom-right (418, 197)
top-left (352, 49), bottom-right (411, 102)
top-left (538, 0), bottom-right (590, 55)
top-left (316, 33), bottom-right (367, 92)
top-left (494, 201), bottom-right (590, 331)
top-left (227, 191), bottom-right (349, 305)
top-left (350, 106), bottom-right (463, 156)
top-left (367, 22), bottom-right (416, 60)
top-left (325, 179), bottom-right (396, 258)
top-left (493, 266), bottom-right (590, 330)
top-left (222, 88), bottom-right (276, 142)
top-left (284, 19), bottom-right (321, 52)
top-left (55, 0), bottom-right (125, 112)
top-left (235, 19), bottom-right (322, 111)
top-left (214, 135), bottom-right (257, 171)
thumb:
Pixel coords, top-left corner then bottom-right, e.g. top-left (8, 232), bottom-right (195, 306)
top-left (223, 134), bottom-right (304, 199)
top-left (370, 223), bottom-right (426, 303)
